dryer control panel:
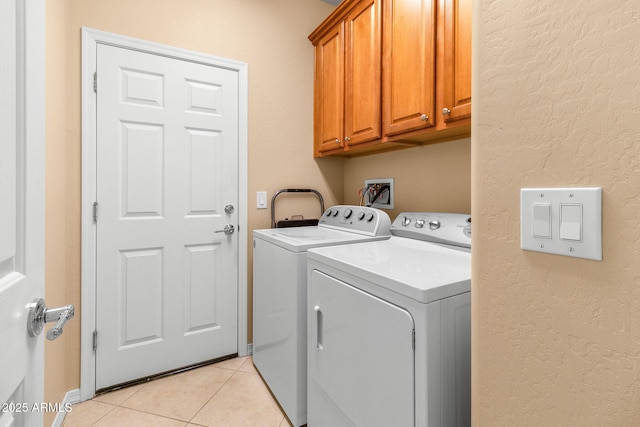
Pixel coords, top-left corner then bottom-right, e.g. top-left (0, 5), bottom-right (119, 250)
top-left (319, 205), bottom-right (391, 236)
top-left (391, 212), bottom-right (471, 249)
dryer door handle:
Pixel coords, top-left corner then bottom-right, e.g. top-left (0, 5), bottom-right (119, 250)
top-left (314, 305), bottom-right (323, 351)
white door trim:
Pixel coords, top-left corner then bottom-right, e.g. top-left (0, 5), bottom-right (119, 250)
top-left (80, 27), bottom-right (249, 401)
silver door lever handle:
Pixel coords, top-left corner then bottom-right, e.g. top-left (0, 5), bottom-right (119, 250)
top-left (214, 224), bottom-right (235, 235)
top-left (27, 298), bottom-right (75, 341)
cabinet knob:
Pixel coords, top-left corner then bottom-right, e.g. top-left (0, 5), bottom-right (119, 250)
top-left (334, 138), bottom-right (341, 144)
top-left (442, 107), bottom-right (451, 116)
top-left (344, 136), bottom-right (351, 142)
top-left (420, 114), bottom-right (429, 122)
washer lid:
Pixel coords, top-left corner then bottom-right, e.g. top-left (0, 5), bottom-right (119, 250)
top-left (253, 226), bottom-right (390, 252)
top-left (307, 237), bottom-right (471, 303)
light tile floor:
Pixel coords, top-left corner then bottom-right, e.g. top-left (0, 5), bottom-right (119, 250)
top-left (62, 357), bottom-right (294, 427)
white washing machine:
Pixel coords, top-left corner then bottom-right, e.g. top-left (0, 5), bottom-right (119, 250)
top-left (307, 212), bottom-right (472, 427)
top-left (253, 205), bottom-right (392, 426)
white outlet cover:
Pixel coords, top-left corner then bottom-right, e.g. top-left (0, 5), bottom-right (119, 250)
top-left (520, 187), bottom-right (602, 261)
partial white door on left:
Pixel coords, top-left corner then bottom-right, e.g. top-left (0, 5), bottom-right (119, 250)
top-left (0, 0), bottom-right (46, 425)
top-left (95, 43), bottom-right (239, 390)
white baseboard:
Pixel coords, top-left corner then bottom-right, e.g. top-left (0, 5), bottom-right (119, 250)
top-left (51, 388), bottom-right (80, 427)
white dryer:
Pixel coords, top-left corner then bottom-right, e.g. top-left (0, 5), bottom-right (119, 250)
top-left (307, 212), bottom-right (472, 427)
top-left (253, 205), bottom-right (391, 426)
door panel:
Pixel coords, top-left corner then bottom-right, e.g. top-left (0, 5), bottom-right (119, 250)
top-left (119, 248), bottom-right (163, 347)
top-left (0, 0), bottom-right (45, 425)
top-left (184, 244), bottom-right (221, 332)
top-left (96, 44), bottom-right (239, 389)
top-left (186, 130), bottom-right (221, 215)
top-left (120, 122), bottom-right (164, 217)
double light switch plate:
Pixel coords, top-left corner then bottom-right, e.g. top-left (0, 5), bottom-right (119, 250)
top-left (520, 188), bottom-right (602, 261)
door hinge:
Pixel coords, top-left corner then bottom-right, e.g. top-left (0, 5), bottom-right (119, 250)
top-left (93, 330), bottom-right (98, 351)
top-left (93, 201), bottom-right (99, 222)
top-left (93, 72), bottom-right (97, 93)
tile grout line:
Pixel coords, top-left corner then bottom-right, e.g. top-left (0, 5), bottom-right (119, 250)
top-left (87, 401), bottom-right (118, 427)
top-left (187, 358), bottom-right (249, 425)
top-left (90, 374), bottom-right (192, 425)
top-left (111, 380), bottom-right (148, 409)
top-left (109, 374), bottom-right (230, 426)
top-left (236, 360), bottom-right (288, 427)
top-left (80, 357), bottom-right (261, 427)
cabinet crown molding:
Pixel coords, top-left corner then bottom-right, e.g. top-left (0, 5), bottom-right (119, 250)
top-left (309, 0), bottom-right (361, 44)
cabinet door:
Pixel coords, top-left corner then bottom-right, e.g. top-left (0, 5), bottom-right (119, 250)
top-left (314, 23), bottom-right (345, 155)
top-left (344, 0), bottom-right (381, 147)
top-left (382, 0), bottom-right (436, 137)
top-left (438, 0), bottom-right (471, 125)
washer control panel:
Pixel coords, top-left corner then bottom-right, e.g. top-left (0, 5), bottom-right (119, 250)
top-left (392, 212), bottom-right (471, 248)
top-left (319, 205), bottom-right (391, 236)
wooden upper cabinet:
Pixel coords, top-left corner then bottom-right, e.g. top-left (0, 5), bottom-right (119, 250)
top-left (309, 0), bottom-right (471, 157)
top-left (311, 0), bottom-right (381, 156)
top-left (382, 0), bottom-right (436, 137)
top-left (344, 0), bottom-right (381, 147)
top-left (314, 23), bottom-right (345, 154)
top-left (437, 0), bottom-right (471, 126)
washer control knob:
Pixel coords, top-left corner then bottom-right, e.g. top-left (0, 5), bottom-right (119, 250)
top-left (366, 213), bottom-right (375, 222)
top-left (357, 212), bottom-right (365, 220)
top-left (325, 209), bottom-right (333, 217)
top-left (401, 216), bottom-right (412, 227)
top-left (332, 209), bottom-right (339, 217)
top-left (343, 208), bottom-right (353, 219)
top-left (428, 220), bottom-right (441, 230)
top-left (415, 219), bottom-right (425, 228)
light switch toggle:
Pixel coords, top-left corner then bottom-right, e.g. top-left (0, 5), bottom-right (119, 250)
top-left (532, 203), bottom-right (551, 238)
top-left (560, 203), bottom-right (582, 241)
top-left (257, 191), bottom-right (267, 209)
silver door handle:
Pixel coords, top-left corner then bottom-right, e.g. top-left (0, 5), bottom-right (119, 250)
top-left (215, 224), bottom-right (235, 235)
top-left (27, 298), bottom-right (75, 341)
top-left (314, 305), bottom-right (323, 351)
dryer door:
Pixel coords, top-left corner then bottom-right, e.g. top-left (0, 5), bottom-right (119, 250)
top-left (308, 270), bottom-right (415, 427)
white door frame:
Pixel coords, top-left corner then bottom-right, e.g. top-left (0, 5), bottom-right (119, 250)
top-left (80, 27), bottom-right (249, 401)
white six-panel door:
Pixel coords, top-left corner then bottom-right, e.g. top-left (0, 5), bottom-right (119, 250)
top-left (0, 0), bottom-right (46, 425)
top-left (95, 43), bottom-right (239, 389)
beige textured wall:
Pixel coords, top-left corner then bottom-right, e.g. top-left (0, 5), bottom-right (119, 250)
top-left (473, 1), bottom-right (640, 425)
top-left (44, 0), bottom-right (338, 412)
top-left (45, 0), bottom-right (71, 424)
top-left (343, 138), bottom-right (471, 218)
